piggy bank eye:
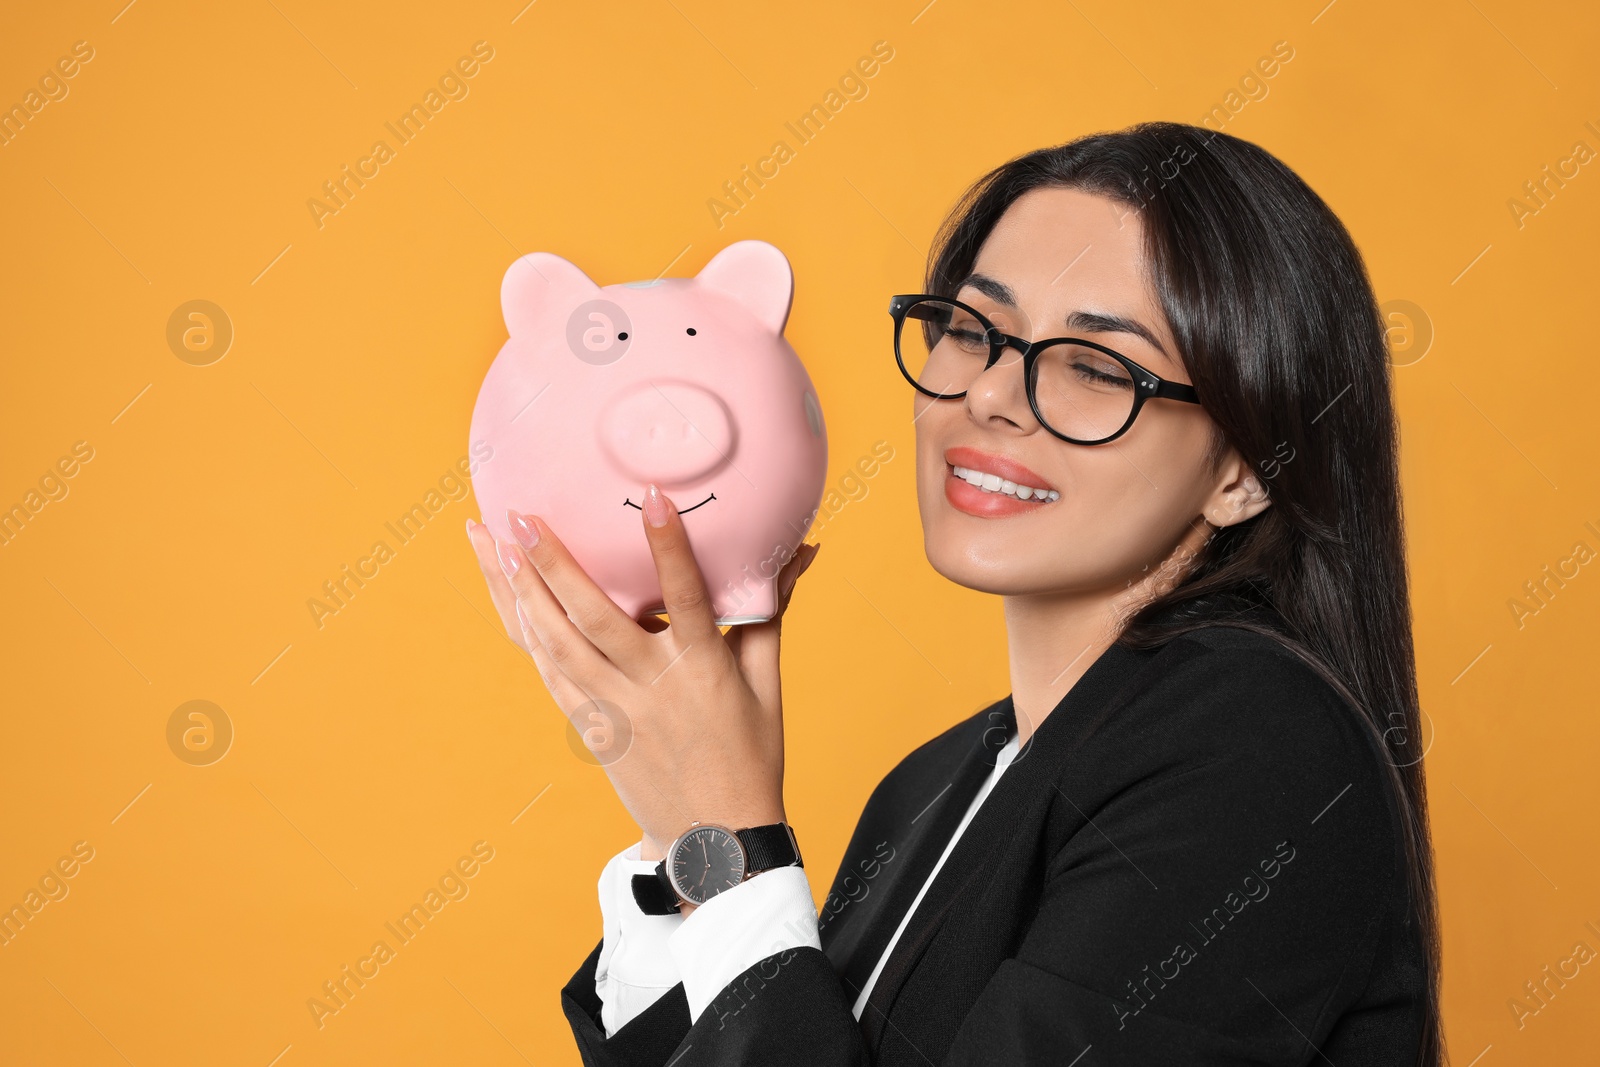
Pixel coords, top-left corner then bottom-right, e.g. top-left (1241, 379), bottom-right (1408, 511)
top-left (686, 328), bottom-right (697, 336)
top-left (617, 331), bottom-right (629, 340)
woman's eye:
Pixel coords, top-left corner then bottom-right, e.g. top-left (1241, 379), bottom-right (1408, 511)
top-left (1072, 360), bottom-right (1133, 387)
top-left (945, 326), bottom-right (988, 351)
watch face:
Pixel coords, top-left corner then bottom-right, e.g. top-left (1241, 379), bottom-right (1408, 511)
top-left (669, 825), bottom-right (747, 906)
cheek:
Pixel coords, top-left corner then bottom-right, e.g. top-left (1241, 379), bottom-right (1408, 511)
top-left (914, 401), bottom-right (978, 538)
top-left (1058, 455), bottom-right (1169, 545)
top-left (912, 396), bottom-right (946, 484)
top-left (1094, 414), bottom-right (1212, 512)
top-left (1042, 420), bottom-right (1217, 569)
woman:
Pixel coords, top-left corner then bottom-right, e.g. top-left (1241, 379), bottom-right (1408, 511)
top-left (467, 121), bottom-right (1443, 1065)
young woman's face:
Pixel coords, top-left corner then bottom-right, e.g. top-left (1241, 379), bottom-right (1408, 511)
top-left (915, 186), bottom-right (1254, 599)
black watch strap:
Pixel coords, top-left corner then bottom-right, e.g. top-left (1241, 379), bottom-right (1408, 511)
top-left (631, 864), bottom-right (680, 915)
top-left (739, 822), bottom-right (803, 874)
top-left (629, 823), bottom-right (802, 916)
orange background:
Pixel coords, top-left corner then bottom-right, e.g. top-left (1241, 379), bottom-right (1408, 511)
top-left (1, 0), bottom-right (1596, 1063)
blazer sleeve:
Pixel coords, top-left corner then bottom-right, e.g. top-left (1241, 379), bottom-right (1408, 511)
top-left (561, 643), bottom-right (1403, 1065)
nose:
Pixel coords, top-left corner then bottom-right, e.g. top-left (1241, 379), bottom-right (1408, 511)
top-left (598, 380), bottom-right (735, 485)
top-left (964, 349), bottom-right (1029, 428)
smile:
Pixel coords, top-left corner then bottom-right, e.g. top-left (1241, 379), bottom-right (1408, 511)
top-left (943, 462), bottom-right (1059, 519)
top-left (623, 493), bottom-right (717, 514)
top-left (949, 464), bottom-right (1059, 502)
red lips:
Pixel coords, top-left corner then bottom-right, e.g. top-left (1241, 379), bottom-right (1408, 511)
top-left (943, 446), bottom-right (1054, 491)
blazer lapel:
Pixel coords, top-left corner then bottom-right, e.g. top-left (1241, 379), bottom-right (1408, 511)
top-left (854, 639), bottom-right (1161, 1055)
top-left (822, 694), bottom-right (1013, 1010)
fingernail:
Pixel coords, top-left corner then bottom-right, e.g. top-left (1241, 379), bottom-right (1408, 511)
top-left (465, 518), bottom-right (476, 539)
top-left (508, 509), bottom-right (540, 549)
top-left (515, 600), bottom-right (531, 633)
top-left (643, 483), bottom-right (670, 528)
top-left (495, 540), bottom-right (521, 578)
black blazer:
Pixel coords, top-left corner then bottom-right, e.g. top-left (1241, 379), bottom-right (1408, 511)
top-left (561, 618), bottom-right (1427, 1065)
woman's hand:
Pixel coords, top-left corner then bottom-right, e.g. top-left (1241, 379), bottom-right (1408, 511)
top-left (465, 483), bottom-right (821, 856)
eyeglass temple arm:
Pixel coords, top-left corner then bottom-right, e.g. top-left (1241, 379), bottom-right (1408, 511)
top-left (1152, 380), bottom-right (1201, 404)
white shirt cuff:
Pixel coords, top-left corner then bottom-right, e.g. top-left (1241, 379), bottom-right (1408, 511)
top-left (668, 863), bottom-right (821, 1026)
top-left (596, 840), bottom-right (685, 1036)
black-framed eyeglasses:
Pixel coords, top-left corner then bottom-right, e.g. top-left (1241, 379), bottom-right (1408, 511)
top-left (889, 294), bottom-right (1201, 445)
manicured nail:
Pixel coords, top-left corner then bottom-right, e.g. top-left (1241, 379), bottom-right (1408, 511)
top-left (465, 518), bottom-right (476, 539)
top-left (508, 509), bottom-right (540, 549)
top-left (495, 540), bottom-right (521, 578)
top-left (515, 600), bottom-right (531, 633)
top-left (643, 483), bottom-right (670, 528)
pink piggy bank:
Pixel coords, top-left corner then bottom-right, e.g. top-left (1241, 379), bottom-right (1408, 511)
top-left (469, 240), bottom-right (828, 625)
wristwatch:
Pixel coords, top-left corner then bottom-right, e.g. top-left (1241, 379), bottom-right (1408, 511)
top-left (631, 821), bottom-right (802, 915)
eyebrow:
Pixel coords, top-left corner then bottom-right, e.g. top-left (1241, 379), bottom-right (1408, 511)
top-left (956, 271), bottom-right (1170, 358)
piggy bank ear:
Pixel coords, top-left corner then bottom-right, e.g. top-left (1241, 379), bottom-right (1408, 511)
top-left (694, 240), bottom-right (794, 335)
top-left (501, 253), bottom-right (600, 336)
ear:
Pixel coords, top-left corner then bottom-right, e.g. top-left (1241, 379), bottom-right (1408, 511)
top-left (501, 253), bottom-right (600, 336)
top-left (694, 240), bottom-right (794, 334)
top-left (1202, 451), bottom-right (1273, 528)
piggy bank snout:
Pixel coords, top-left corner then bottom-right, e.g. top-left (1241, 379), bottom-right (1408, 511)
top-left (598, 380), bottom-right (736, 484)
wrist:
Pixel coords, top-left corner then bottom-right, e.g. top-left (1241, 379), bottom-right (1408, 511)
top-left (643, 806), bottom-right (785, 863)
top-left (640, 834), bottom-right (665, 863)
top-left (632, 819), bottom-right (802, 916)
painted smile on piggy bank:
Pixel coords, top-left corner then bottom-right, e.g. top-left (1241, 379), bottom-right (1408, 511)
top-left (622, 493), bottom-right (717, 514)
top-left (468, 240), bottom-right (829, 625)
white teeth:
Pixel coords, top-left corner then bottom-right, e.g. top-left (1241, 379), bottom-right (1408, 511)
top-left (951, 465), bottom-right (1058, 502)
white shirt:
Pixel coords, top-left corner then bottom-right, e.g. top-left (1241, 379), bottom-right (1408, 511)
top-left (594, 731), bottom-right (1022, 1035)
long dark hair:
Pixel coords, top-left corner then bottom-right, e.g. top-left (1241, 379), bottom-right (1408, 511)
top-left (926, 122), bottom-right (1443, 1065)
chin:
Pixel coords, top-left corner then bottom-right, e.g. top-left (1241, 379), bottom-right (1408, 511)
top-left (921, 521), bottom-right (1046, 597)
